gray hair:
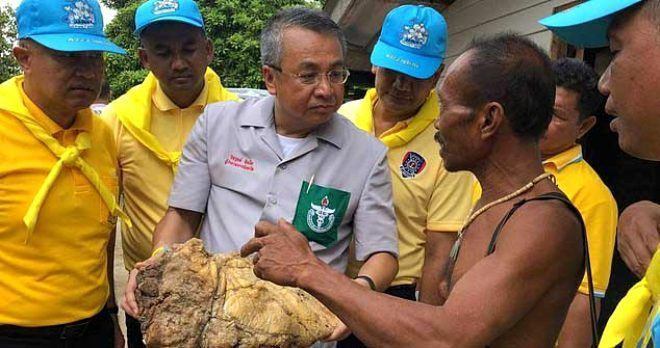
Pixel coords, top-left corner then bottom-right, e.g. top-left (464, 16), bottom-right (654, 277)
top-left (643, 0), bottom-right (660, 30)
top-left (260, 7), bottom-right (347, 67)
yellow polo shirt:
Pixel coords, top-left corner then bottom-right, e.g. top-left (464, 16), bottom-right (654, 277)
top-left (472, 145), bottom-right (617, 296)
top-left (339, 89), bottom-right (474, 286)
top-left (544, 145), bottom-right (618, 297)
top-left (0, 76), bottom-right (118, 326)
top-left (103, 75), bottom-right (237, 270)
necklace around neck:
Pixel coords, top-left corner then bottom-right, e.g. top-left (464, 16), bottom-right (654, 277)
top-left (449, 172), bottom-right (554, 263)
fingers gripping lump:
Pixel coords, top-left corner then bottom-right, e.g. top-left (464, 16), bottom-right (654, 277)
top-left (136, 239), bottom-right (338, 347)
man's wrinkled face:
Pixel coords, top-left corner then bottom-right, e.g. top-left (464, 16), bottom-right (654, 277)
top-left (139, 21), bottom-right (213, 98)
top-left (23, 42), bottom-right (103, 115)
top-left (263, 27), bottom-right (345, 133)
top-left (540, 87), bottom-right (592, 158)
top-left (598, 9), bottom-right (660, 160)
top-left (434, 53), bottom-right (482, 172)
top-left (372, 66), bottom-right (439, 116)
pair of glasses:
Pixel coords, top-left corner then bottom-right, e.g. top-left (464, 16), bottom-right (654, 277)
top-left (268, 65), bottom-right (350, 85)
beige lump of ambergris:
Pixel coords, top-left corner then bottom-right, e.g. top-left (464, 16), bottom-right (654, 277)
top-left (136, 238), bottom-right (338, 348)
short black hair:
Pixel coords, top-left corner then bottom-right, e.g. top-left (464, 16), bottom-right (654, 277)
top-left (463, 33), bottom-right (555, 140)
top-left (552, 58), bottom-right (604, 121)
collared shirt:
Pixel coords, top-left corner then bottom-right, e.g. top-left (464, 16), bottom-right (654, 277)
top-left (340, 90), bottom-right (474, 285)
top-left (0, 76), bottom-right (118, 326)
top-left (544, 145), bottom-right (618, 297)
top-left (168, 96), bottom-right (399, 271)
top-left (103, 81), bottom-right (209, 270)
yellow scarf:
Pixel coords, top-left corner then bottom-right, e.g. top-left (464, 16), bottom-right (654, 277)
top-left (600, 247), bottom-right (660, 348)
top-left (0, 76), bottom-right (131, 243)
top-left (110, 68), bottom-right (238, 172)
top-left (353, 88), bottom-right (439, 148)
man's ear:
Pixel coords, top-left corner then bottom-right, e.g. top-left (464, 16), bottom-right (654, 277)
top-left (430, 64), bottom-right (444, 86)
top-left (12, 44), bottom-right (30, 73)
top-left (370, 65), bottom-right (378, 75)
top-left (138, 47), bottom-right (150, 70)
top-left (262, 65), bottom-right (277, 96)
top-left (479, 102), bottom-right (504, 140)
top-left (205, 38), bottom-right (214, 66)
top-left (577, 115), bottom-right (597, 140)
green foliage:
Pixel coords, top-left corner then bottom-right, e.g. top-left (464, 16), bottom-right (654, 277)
top-left (104, 2), bottom-right (145, 96)
top-left (104, 0), bottom-right (323, 96)
top-left (0, 5), bottom-right (19, 83)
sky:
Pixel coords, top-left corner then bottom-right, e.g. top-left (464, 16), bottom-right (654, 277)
top-left (1, 0), bottom-right (118, 26)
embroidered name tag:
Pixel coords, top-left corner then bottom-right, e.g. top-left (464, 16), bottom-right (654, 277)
top-left (224, 154), bottom-right (255, 172)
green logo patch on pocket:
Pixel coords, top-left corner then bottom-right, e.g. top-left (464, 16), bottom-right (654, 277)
top-left (292, 181), bottom-right (350, 248)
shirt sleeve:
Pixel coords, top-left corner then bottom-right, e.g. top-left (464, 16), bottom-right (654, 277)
top-left (167, 107), bottom-right (212, 213)
top-left (353, 147), bottom-right (399, 261)
top-left (577, 195), bottom-right (618, 297)
top-left (99, 105), bottom-right (124, 191)
top-left (426, 166), bottom-right (475, 233)
top-left (99, 105), bottom-right (121, 154)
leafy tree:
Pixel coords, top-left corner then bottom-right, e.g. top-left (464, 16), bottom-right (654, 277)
top-left (0, 5), bottom-right (19, 82)
top-left (104, 0), bottom-right (323, 96)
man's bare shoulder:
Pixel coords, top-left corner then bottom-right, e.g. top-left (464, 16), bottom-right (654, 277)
top-left (491, 195), bottom-right (585, 287)
top-left (497, 196), bottom-right (583, 258)
top-left (441, 195), bottom-right (585, 346)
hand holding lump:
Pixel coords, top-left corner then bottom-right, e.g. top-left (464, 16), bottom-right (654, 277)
top-left (135, 239), bottom-right (338, 347)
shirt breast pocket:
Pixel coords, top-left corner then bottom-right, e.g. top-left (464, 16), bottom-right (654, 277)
top-left (213, 166), bottom-right (265, 197)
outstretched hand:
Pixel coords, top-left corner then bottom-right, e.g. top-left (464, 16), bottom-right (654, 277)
top-left (240, 219), bottom-right (321, 287)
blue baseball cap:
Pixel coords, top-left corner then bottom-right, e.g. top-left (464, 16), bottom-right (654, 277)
top-left (539, 0), bottom-right (643, 48)
top-left (134, 0), bottom-right (204, 36)
top-left (16, 0), bottom-right (125, 54)
top-left (371, 5), bottom-right (447, 79)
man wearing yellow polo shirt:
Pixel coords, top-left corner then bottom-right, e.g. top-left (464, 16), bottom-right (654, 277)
top-left (338, 7), bottom-right (473, 346)
top-left (0, 0), bottom-right (128, 347)
top-left (540, 58), bottom-right (617, 347)
top-left (101, 0), bottom-right (237, 346)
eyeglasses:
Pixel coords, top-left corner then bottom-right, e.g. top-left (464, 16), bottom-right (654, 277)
top-left (268, 65), bottom-right (350, 85)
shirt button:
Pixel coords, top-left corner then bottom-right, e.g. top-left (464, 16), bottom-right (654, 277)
top-left (269, 197), bottom-right (278, 205)
top-left (279, 164), bottom-right (287, 170)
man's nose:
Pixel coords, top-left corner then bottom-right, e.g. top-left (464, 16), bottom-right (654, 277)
top-left (313, 74), bottom-right (333, 98)
top-left (171, 53), bottom-right (188, 71)
top-left (598, 63), bottom-right (611, 96)
top-left (74, 57), bottom-right (103, 79)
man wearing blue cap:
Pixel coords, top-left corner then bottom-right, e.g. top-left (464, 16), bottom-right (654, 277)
top-left (101, 0), bottom-right (237, 346)
top-left (541, 2), bottom-right (660, 346)
top-left (0, 0), bottom-right (127, 347)
top-left (338, 4), bottom-right (473, 308)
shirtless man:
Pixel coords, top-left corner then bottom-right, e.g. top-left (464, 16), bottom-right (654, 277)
top-left (241, 33), bottom-right (585, 347)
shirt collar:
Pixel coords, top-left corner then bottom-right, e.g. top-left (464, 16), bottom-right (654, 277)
top-left (152, 80), bottom-right (209, 112)
top-left (543, 145), bottom-right (583, 172)
top-left (240, 95), bottom-right (345, 149)
top-left (19, 82), bottom-right (93, 135)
